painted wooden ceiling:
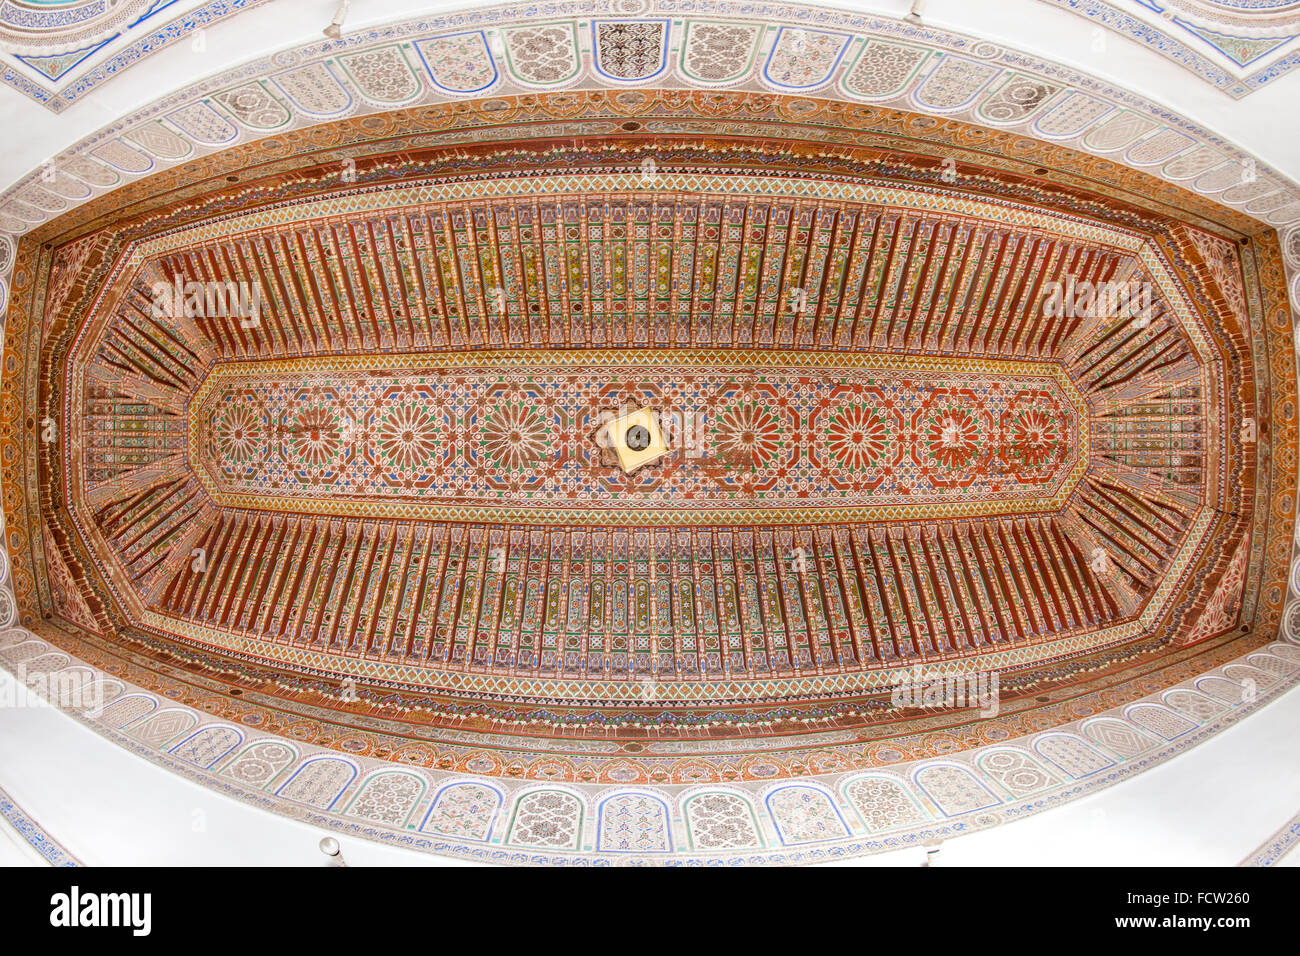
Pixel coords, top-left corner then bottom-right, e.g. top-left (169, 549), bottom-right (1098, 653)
top-left (0, 0), bottom-right (1294, 866)
top-left (0, 18), bottom-right (1292, 862)
top-left (8, 99), bottom-right (1258, 716)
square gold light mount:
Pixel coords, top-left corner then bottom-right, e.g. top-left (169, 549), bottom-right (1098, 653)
top-left (595, 406), bottom-right (670, 474)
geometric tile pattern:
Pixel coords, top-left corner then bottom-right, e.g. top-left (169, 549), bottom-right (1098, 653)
top-left (842, 774), bottom-right (928, 831)
top-left (975, 749), bottom-right (1060, 798)
top-left (51, 153), bottom-right (1226, 692)
top-left (196, 355), bottom-right (1083, 516)
top-left (0, 0), bottom-right (1294, 869)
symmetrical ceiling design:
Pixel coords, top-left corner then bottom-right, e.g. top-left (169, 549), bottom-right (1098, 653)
top-left (193, 355), bottom-right (1083, 512)
top-left (40, 121), bottom-right (1248, 706)
top-left (0, 2), bottom-right (1297, 865)
top-left (13, 91), bottom-right (1284, 707)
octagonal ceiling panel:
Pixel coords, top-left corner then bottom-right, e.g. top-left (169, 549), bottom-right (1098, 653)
top-left (0, 36), bottom-right (1293, 862)
top-left (45, 125), bottom-right (1238, 704)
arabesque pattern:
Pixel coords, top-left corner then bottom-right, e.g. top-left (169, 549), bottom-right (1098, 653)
top-left (0, 44), bottom-right (1289, 864)
top-left (195, 353), bottom-right (1082, 518)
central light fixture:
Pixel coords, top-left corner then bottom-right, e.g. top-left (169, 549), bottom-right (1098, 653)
top-left (595, 406), bottom-right (670, 474)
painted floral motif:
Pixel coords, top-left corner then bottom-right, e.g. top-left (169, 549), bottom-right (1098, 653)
top-left (166, 102), bottom-right (238, 144)
top-left (826, 402), bottom-right (891, 471)
top-left (842, 39), bottom-right (929, 98)
top-left (96, 695), bottom-right (156, 729)
top-left (0, 9), bottom-right (1284, 874)
top-left (914, 765), bottom-right (1000, 815)
top-left (421, 783), bottom-right (500, 841)
top-left (925, 405), bottom-right (982, 472)
top-left (340, 45), bottom-right (421, 103)
top-left (503, 25), bottom-right (579, 85)
top-left (598, 792), bottom-right (671, 852)
top-left (843, 775), bottom-right (927, 831)
top-left (91, 140), bottom-right (150, 173)
top-left (711, 399), bottom-right (782, 469)
top-left (594, 21), bottom-right (666, 81)
top-left (287, 406), bottom-right (340, 469)
top-left (764, 28), bottom-right (848, 89)
top-left (273, 63), bottom-right (350, 116)
top-left (681, 21), bottom-right (760, 83)
top-left (417, 32), bottom-right (497, 93)
top-left (375, 404), bottom-right (440, 472)
top-left (508, 790), bottom-right (582, 849)
top-left (201, 360), bottom-right (1079, 512)
top-left (1187, 229), bottom-right (1247, 323)
top-left (277, 758), bottom-right (356, 809)
top-left (912, 389), bottom-right (996, 489)
top-left (215, 404), bottom-right (264, 465)
top-left (482, 401), bottom-right (550, 472)
top-left (913, 57), bottom-right (1000, 110)
top-left (1000, 391), bottom-right (1067, 482)
top-left (1034, 92), bottom-right (1112, 137)
top-left (346, 772), bottom-right (423, 825)
top-left (170, 727), bottom-right (242, 768)
top-left (9, 614), bottom-right (1295, 865)
top-left (684, 792), bottom-right (763, 849)
top-left (1033, 734), bottom-right (1114, 777)
top-left (767, 785), bottom-right (848, 844)
top-left (1005, 408), bottom-right (1059, 468)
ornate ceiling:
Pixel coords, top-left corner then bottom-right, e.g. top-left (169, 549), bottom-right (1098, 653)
top-left (1035, 0), bottom-right (1300, 97)
top-left (57, 134), bottom-right (1230, 697)
top-left (0, 0), bottom-right (273, 110)
top-left (0, 2), bottom-right (1298, 865)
